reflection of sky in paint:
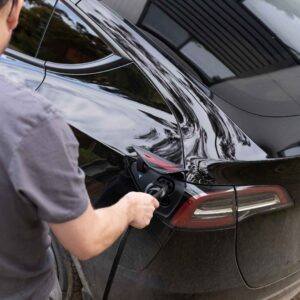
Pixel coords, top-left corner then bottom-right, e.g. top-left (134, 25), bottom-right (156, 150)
top-left (0, 55), bottom-right (43, 89)
top-left (23, 0), bottom-right (55, 10)
top-left (181, 41), bottom-right (234, 80)
top-left (245, 0), bottom-right (300, 54)
top-left (55, 1), bottom-right (96, 35)
top-left (21, 0), bottom-right (95, 36)
top-left (39, 73), bottom-right (178, 154)
top-left (23, 1), bottom-right (35, 9)
top-left (80, 1), bottom-right (267, 161)
top-left (6, 0), bottom-right (267, 162)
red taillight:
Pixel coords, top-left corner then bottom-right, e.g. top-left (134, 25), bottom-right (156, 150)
top-left (171, 185), bottom-right (293, 229)
top-left (236, 185), bottom-right (293, 222)
top-left (171, 187), bottom-right (235, 229)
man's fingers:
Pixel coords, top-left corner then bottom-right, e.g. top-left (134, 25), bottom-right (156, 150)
top-left (143, 194), bottom-right (159, 209)
top-left (126, 192), bottom-right (161, 229)
top-left (152, 198), bottom-right (160, 208)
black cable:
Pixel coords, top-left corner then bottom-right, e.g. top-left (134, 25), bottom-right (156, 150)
top-left (102, 226), bottom-right (132, 300)
top-left (102, 185), bottom-right (168, 300)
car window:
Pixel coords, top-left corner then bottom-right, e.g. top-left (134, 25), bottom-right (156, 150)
top-left (37, 1), bottom-right (112, 64)
top-left (9, 0), bottom-right (56, 57)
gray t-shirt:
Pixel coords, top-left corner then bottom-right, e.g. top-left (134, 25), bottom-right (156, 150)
top-left (0, 75), bottom-right (89, 299)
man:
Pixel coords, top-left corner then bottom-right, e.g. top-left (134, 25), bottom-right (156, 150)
top-left (0, 0), bottom-right (159, 299)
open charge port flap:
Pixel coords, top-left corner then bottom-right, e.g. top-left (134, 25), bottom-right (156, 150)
top-left (130, 160), bottom-right (185, 218)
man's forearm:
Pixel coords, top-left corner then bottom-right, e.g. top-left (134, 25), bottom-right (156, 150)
top-left (50, 192), bottom-right (158, 260)
top-left (90, 200), bottom-right (132, 257)
top-left (50, 200), bottom-right (132, 260)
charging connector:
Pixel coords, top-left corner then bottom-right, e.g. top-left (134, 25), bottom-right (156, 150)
top-left (145, 182), bottom-right (168, 200)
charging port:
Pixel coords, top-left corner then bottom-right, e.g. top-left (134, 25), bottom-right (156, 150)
top-left (144, 177), bottom-right (175, 207)
top-left (157, 177), bottom-right (174, 195)
top-left (131, 159), bottom-right (185, 218)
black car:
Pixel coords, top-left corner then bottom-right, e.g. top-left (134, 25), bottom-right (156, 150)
top-left (2, 0), bottom-right (300, 299)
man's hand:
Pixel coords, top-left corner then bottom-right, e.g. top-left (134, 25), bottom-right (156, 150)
top-left (50, 192), bottom-right (159, 260)
top-left (120, 192), bottom-right (160, 229)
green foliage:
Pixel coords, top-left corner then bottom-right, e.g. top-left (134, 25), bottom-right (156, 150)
top-left (10, 1), bottom-right (53, 55)
top-left (10, 0), bottom-right (111, 63)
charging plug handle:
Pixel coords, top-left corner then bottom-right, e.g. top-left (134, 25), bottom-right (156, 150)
top-left (145, 183), bottom-right (168, 201)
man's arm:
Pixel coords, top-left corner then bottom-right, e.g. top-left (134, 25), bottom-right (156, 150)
top-left (50, 192), bottom-right (159, 260)
top-left (7, 114), bottom-right (159, 260)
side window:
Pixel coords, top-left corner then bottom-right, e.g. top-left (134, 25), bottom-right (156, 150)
top-left (37, 1), bottom-right (112, 64)
top-left (9, 0), bottom-right (56, 56)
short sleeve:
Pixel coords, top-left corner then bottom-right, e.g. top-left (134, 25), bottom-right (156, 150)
top-left (8, 116), bottom-right (89, 223)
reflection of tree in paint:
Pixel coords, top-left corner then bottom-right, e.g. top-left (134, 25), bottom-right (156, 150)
top-left (38, 3), bottom-right (111, 63)
top-left (10, 0), bottom-right (54, 56)
top-left (11, 0), bottom-right (111, 63)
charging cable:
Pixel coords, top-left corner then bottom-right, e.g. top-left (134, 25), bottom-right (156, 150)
top-left (102, 184), bottom-right (168, 300)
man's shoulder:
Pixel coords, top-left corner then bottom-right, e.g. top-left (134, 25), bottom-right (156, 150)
top-left (0, 75), bottom-right (58, 125)
top-left (0, 75), bottom-right (62, 164)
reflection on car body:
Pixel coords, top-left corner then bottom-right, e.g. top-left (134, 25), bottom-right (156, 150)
top-left (2, 0), bottom-right (300, 299)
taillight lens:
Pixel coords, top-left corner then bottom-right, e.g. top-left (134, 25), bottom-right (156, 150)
top-left (236, 185), bottom-right (293, 222)
top-left (171, 184), bottom-right (293, 229)
top-left (171, 185), bottom-right (235, 229)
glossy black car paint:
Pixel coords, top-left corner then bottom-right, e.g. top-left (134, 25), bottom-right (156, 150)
top-left (76, 0), bottom-right (300, 294)
top-left (1, 0), bottom-right (300, 299)
top-left (103, 0), bottom-right (300, 292)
